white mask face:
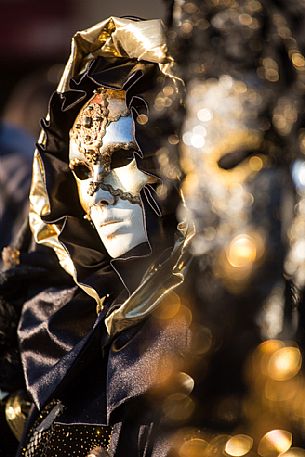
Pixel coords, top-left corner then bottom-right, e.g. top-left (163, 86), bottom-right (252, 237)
top-left (69, 88), bottom-right (155, 258)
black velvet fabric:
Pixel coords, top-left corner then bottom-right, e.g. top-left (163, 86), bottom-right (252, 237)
top-left (0, 234), bottom-right (74, 394)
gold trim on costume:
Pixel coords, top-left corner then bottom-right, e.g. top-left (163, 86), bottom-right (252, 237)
top-left (5, 392), bottom-right (31, 441)
top-left (2, 246), bottom-right (20, 269)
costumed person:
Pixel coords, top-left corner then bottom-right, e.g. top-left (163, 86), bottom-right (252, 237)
top-left (0, 67), bottom-right (58, 256)
top-left (0, 17), bottom-right (191, 457)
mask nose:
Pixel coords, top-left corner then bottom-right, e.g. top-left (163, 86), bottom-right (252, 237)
top-left (89, 164), bottom-right (116, 205)
top-left (92, 187), bottom-right (116, 206)
top-left (92, 163), bottom-right (108, 182)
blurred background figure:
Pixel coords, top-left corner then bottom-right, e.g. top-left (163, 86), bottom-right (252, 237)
top-left (151, 0), bottom-right (305, 454)
top-left (0, 68), bottom-right (58, 252)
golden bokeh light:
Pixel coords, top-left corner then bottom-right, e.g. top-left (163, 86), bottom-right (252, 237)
top-left (239, 13), bottom-right (253, 27)
top-left (176, 305), bottom-right (193, 328)
top-left (168, 134), bottom-right (180, 145)
top-left (176, 372), bottom-right (195, 395)
top-left (213, 231), bottom-right (266, 291)
top-left (156, 291), bottom-right (181, 320)
top-left (163, 85), bottom-right (174, 97)
top-left (267, 347), bottom-right (302, 382)
top-left (281, 448), bottom-right (305, 457)
top-left (258, 340), bottom-right (284, 356)
top-left (179, 438), bottom-right (208, 457)
top-left (206, 434), bottom-right (232, 457)
top-left (190, 325), bottom-right (213, 356)
top-left (249, 155), bottom-right (264, 172)
top-left (254, 340), bottom-right (284, 376)
top-left (183, 2), bottom-right (199, 14)
top-left (264, 378), bottom-right (298, 403)
top-left (291, 52), bottom-right (305, 69)
top-left (226, 234), bottom-right (257, 268)
top-left (136, 114), bottom-right (148, 125)
top-left (197, 107), bottom-right (213, 122)
top-left (225, 434), bottom-right (253, 457)
top-left (162, 393), bottom-right (195, 422)
top-left (257, 430), bottom-right (292, 457)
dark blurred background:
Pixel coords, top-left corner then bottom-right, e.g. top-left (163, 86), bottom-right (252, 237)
top-left (0, 0), bottom-right (165, 117)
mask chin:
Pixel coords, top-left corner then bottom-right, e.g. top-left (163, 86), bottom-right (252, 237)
top-left (90, 198), bottom-right (149, 259)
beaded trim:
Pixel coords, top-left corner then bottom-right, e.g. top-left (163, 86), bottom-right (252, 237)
top-left (87, 181), bottom-right (141, 204)
top-left (69, 141), bottom-right (140, 205)
top-left (21, 400), bottom-right (112, 457)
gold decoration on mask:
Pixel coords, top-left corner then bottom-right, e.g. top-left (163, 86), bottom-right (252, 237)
top-left (70, 87), bottom-right (144, 208)
top-left (70, 88), bottom-right (130, 165)
top-left (87, 180), bottom-right (141, 204)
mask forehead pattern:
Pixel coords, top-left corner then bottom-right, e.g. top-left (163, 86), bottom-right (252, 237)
top-left (69, 87), bottom-right (156, 208)
top-left (70, 87), bottom-right (135, 167)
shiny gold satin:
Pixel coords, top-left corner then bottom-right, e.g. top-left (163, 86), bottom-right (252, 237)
top-left (5, 392), bottom-right (31, 441)
top-left (29, 17), bottom-right (184, 325)
top-left (29, 152), bottom-right (106, 307)
top-left (57, 17), bottom-right (169, 94)
top-left (105, 222), bottom-right (194, 336)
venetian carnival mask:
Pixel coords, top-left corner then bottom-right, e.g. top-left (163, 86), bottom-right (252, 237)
top-left (69, 88), bottom-right (156, 258)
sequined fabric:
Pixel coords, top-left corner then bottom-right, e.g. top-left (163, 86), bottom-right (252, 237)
top-left (22, 400), bottom-right (112, 457)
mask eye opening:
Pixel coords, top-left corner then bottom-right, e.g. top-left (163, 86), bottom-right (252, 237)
top-left (69, 160), bottom-right (92, 180)
top-left (110, 149), bottom-right (136, 170)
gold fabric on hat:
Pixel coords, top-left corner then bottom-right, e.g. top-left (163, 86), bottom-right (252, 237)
top-left (57, 17), bottom-right (170, 94)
